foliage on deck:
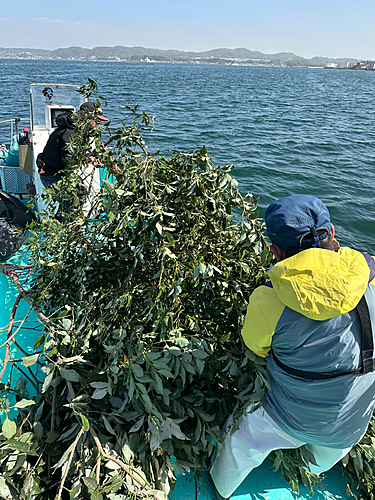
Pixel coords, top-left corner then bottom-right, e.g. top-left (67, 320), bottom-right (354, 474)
top-left (0, 81), bottom-right (374, 500)
top-left (0, 81), bottom-right (270, 499)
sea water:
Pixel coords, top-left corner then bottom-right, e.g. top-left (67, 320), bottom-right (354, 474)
top-left (0, 59), bottom-right (374, 253)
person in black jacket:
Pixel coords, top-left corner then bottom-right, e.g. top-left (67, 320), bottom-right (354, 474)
top-left (37, 111), bottom-right (75, 188)
top-left (37, 102), bottom-right (108, 219)
top-left (37, 101), bottom-right (108, 188)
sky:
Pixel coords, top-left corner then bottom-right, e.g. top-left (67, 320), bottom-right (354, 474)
top-left (1, 0), bottom-right (375, 60)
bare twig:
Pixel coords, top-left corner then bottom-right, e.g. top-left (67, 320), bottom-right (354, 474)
top-left (96, 453), bottom-right (101, 484)
top-left (0, 267), bottom-right (54, 329)
top-left (56, 427), bottom-right (84, 500)
top-left (48, 385), bottom-right (57, 479)
top-left (0, 292), bottom-right (22, 379)
top-left (0, 263), bottom-right (31, 272)
top-left (65, 380), bottom-right (147, 489)
top-left (0, 306), bottom-right (32, 349)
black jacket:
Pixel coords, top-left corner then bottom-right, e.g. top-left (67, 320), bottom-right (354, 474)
top-left (0, 189), bottom-right (37, 227)
top-left (38, 112), bottom-right (75, 176)
top-left (0, 189), bottom-right (37, 261)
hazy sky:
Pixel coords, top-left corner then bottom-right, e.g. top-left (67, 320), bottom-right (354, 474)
top-left (1, 0), bottom-right (374, 60)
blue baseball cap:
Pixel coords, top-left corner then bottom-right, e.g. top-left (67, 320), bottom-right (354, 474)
top-left (264, 194), bottom-right (331, 248)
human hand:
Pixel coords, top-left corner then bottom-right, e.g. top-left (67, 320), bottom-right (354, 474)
top-left (88, 156), bottom-right (102, 166)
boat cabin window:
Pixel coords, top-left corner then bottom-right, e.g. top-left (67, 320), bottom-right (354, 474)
top-left (47, 106), bottom-right (75, 131)
top-left (30, 84), bottom-right (84, 131)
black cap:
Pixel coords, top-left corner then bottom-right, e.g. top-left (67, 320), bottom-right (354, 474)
top-left (76, 101), bottom-right (108, 122)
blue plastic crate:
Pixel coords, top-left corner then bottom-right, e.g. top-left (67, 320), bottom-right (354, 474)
top-left (0, 165), bottom-right (32, 194)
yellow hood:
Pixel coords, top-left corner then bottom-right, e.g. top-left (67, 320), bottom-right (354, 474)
top-left (268, 247), bottom-right (370, 320)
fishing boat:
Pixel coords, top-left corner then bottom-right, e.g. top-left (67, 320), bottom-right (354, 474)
top-left (0, 85), bottom-right (353, 500)
top-left (0, 83), bottom-right (100, 213)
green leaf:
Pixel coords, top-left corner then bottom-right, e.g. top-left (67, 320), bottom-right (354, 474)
top-left (194, 419), bottom-right (202, 443)
top-left (53, 440), bottom-right (76, 470)
top-left (42, 371), bottom-right (54, 393)
top-left (13, 399), bottom-right (36, 409)
top-left (90, 381), bottom-right (107, 389)
top-left (46, 431), bottom-right (59, 443)
top-left (33, 334), bottom-right (45, 350)
top-left (69, 483), bottom-right (81, 498)
top-left (2, 418), bottom-right (16, 439)
top-left (193, 263), bottom-right (206, 280)
top-left (62, 318), bottom-right (72, 330)
top-left (129, 417), bottom-right (144, 433)
top-left (168, 346), bottom-right (181, 356)
top-left (131, 363), bottom-right (144, 378)
top-left (153, 373), bottom-right (164, 395)
top-left (146, 351), bottom-right (162, 361)
top-left (102, 415), bottom-right (116, 435)
top-left (191, 349), bottom-right (208, 359)
top-left (174, 338), bottom-right (190, 348)
top-left (22, 354), bottom-right (39, 367)
top-left (92, 388), bottom-right (108, 399)
top-left (34, 402), bottom-right (44, 422)
top-left (58, 423), bottom-right (80, 442)
top-left (81, 414), bottom-right (90, 432)
top-left (2, 439), bottom-right (37, 454)
top-left (341, 453), bottom-right (350, 467)
top-left (195, 357), bottom-right (204, 374)
top-left (158, 369), bottom-right (174, 378)
top-left (60, 367), bottom-right (80, 382)
top-left (82, 477), bottom-right (98, 494)
top-left (0, 478), bottom-right (11, 497)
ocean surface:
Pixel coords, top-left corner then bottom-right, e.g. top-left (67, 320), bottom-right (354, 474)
top-left (0, 59), bottom-right (374, 253)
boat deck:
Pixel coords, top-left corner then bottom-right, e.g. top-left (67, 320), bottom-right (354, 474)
top-left (170, 459), bottom-right (350, 500)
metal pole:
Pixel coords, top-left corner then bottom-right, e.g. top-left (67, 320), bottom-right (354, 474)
top-left (15, 118), bottom-right (20, 141)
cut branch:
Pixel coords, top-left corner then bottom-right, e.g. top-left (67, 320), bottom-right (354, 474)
top-left (0, 292), bottom-right (22, 379)
top-left (56, 427), bottom-right (84, 500)
top-left (65, 380), bottom-right (148, 489)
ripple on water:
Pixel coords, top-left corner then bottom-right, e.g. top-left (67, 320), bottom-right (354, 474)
top-left (0, 61), bottom-right (374, 252)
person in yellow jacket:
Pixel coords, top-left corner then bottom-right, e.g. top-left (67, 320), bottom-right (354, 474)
top-left (210, 194), bottom-right (375, 499)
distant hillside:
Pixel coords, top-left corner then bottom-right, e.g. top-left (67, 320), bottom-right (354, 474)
top-left (0, 46), bottom-right (359, 67)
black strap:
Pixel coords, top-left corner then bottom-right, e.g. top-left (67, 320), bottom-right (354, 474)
top-left (272, 294), bottom-right (374, 379)
top-left (357, 295), bottom-right (375, 374)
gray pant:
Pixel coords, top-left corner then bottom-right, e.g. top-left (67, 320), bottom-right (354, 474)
top-left (40, 174), bottom-right (62, 188)
top-left (210, 405), bottom-right (352, 498)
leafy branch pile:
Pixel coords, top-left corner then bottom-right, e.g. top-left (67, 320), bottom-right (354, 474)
top-left (0, 81), bottom-right (374, 499)
top-left (0, 82), bottom-right (272, 499)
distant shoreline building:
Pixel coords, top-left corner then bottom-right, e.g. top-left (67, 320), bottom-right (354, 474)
top-left (325, 60), bottom-right (375, 70)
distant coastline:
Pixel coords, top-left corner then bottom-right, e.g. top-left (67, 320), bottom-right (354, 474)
top-left (0, 45), bottom-right (363, 68)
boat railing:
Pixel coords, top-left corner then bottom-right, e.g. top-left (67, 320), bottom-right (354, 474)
top-left (0, 118), bottom-right (29, 146)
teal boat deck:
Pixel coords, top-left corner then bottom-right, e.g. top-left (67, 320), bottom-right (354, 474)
top-left (170, 459), bottom-right (350, 499)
